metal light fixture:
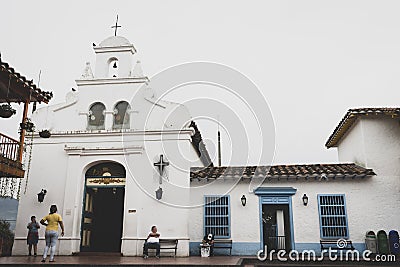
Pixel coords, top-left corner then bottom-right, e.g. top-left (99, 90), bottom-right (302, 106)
top-left (37, 189), bottom-right (47, 203)
top-left (241, 195), bottom-right (247, 206)
top-left (302, 194), bottom-right (309, 206)
top-left (113, 62), bottom-right (117, 68)
top-left (156, 187), bottom-right (163, 200)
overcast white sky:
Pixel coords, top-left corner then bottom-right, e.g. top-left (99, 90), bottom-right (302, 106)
top-left (1, 0), bottom-right (400, 165)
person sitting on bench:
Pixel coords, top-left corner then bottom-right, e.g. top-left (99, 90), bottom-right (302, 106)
top-left (202, 233), bottom-right (214, 256)
top-left (143, 225), bottom-right (160, 259)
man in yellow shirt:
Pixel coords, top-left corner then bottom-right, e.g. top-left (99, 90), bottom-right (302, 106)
top-left (40, 205), bottom-right (64, 263)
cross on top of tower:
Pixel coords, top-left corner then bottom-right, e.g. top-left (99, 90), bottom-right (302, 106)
top-left (111, 15), bottom-right (122, 36)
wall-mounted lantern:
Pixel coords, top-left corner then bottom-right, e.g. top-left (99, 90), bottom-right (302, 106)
top-left (241, 195), bottom-right (247, 206)
top-left (37, 189), bottom-right (47, 203)
top-left (302, 194), bottom-right (309, 206)
top-left (156, 187), bottom-right (163, 200)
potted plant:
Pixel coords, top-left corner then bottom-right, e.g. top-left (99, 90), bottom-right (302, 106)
top-left (20, 118), bottom-right (35, 132)
top-left (0, 104), bottom-right (16, 118)
top-left (39, 129), bottom-right (51, 138)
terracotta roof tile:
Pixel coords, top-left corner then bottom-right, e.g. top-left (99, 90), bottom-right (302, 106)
top-left (190, 163), bottom-right (375, 181)
top-left (0, 56), bottom-right (53, 103)
top-left (326, 107), bottom-right (400, 148)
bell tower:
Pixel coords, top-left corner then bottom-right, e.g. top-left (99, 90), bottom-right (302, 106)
top-left (93, 36), bottom-right (136, 78)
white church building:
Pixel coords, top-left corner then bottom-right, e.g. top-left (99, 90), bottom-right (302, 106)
top-left (12, 33), bottom-right (400, 257)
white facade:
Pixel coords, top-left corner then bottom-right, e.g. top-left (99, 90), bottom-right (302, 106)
top-left (190, 174), bottom-right (400, 254)
top-left (13, 35), bottom-right (203, 256)
top-left (338, 116), bottom-right (400, 176)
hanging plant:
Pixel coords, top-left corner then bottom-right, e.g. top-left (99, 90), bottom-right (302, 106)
top-left (23, 131), bottom-right (34, 195)
top-left (0, 104), bottom-right (16, 118)
top-left (39, 129), bottom-right (51, 138)
top-left (20, 118), bottom-right (35, 132)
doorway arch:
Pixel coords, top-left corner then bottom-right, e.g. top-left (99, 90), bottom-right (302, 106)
top-left (80, 161), bottom-right (126, 252)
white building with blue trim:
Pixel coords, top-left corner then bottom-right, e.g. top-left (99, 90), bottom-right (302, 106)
top-left (189, 108), bottom-right (400, 256)
top-left (11, 32), bottom-right (400, 257)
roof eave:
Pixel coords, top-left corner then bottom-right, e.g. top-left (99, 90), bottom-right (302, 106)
top-left (0, 60), bottom-right (53, 103)
top-left (326, 108), bottom-right (400, 148)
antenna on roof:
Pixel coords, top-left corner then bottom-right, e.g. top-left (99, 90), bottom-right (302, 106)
top-left (217, 116), bottom-right (221, 167)
top-left (32, 70), bottom-right (41, 113)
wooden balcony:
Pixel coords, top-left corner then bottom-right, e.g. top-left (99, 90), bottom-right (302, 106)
top-left (0, 133), bottom-right (24, 178)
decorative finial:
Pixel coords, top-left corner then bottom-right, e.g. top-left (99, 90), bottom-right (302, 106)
top-left (111, 15), bottom-right (122, 36)
top-left (131, 60), bottom-right (144, 78)
top-left (81, 62), bottom-right (94, 79)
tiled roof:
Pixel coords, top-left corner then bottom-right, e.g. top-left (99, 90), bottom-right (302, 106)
top-left (190, 163), bottom-right (375, 181)
top-left (0, 55), bottom-right (53, 103)
top-left (326, 107), bottom-right (400, 148)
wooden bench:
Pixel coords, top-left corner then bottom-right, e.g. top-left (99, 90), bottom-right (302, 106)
top-left (213, 239), bottom-right (233, 255)
top-left (320, 240), bottom-right (355, 251)
top-left (146, 239), bottom-right (178, 257)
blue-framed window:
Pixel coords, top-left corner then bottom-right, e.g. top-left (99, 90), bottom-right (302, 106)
top-left (318, 194), bottom-right (349, 239)
top-left (204, 195), bottom-right (230, 238)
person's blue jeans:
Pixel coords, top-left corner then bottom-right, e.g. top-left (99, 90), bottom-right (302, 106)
top-left (43, 230), bottom-right (58, 260)
top-left (143, 242), bottom-right (160, 256)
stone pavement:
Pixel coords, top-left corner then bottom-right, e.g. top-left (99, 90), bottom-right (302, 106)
top-left (0, 255), bottom-right (399, 266)
top-left (0, 255), bottom-right (241, 266)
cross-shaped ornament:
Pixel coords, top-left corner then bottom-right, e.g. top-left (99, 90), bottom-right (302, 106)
top-left (154, 154), bottom-right (169, 184)
top-left (111, 15), bottom-right (122, 36)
